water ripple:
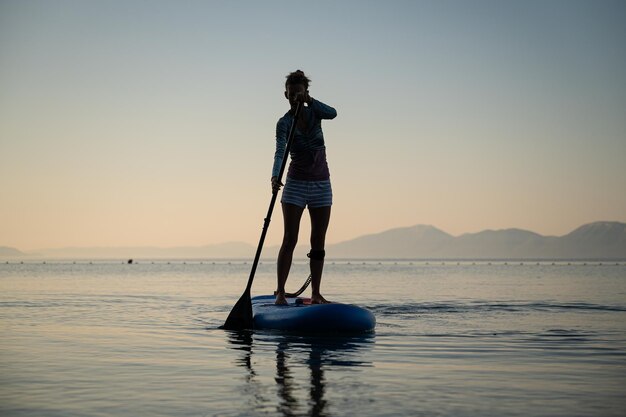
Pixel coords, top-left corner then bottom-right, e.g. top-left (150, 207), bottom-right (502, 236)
top-left (367, 300), bottom-right (626, 316)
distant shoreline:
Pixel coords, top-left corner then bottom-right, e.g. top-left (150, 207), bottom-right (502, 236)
top-left (0, 257), bottom-right (626, 267)
top-left (3, 221), bottom-right (625, 260)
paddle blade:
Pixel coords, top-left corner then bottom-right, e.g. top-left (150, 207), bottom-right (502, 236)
top-left (221, 290), bottom-right (253, 330)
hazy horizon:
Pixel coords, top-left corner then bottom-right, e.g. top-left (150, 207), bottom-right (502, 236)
top-left (2, 1), bottom-right (625, 251)
top-left (3, 220), bottom-right (623, 255)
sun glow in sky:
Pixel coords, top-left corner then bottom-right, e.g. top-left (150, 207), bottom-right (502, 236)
top-left (1, 0), bottom-right (625, 251)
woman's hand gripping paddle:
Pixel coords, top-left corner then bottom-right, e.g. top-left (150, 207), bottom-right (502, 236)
top-left (221, 101), bottom-right (303, 330)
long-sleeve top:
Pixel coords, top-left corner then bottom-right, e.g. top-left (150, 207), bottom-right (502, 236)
top-left (272, 99), bottom-right (337, 181)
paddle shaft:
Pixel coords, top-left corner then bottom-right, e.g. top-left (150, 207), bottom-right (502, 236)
top-left (244, 101), bottom-right (303, 293)
top-left (221, 101), bottom-right (303, 330)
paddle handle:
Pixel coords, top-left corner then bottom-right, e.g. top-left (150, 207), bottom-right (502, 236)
top-left (245, 101), bottom-right (303, 292)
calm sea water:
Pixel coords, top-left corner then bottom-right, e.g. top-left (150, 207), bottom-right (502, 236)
top-left (1, 260), bottom-right (625, 417)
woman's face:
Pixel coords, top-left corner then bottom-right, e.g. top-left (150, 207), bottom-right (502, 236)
top-left (285, 83), bottom-right (307, 108)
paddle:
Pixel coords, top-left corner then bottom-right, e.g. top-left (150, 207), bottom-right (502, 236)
top-left (221, 100), bottom-right (303, 330)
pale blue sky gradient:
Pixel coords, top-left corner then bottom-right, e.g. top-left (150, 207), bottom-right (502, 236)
top-left (1, 0), bottom-right (625, 250)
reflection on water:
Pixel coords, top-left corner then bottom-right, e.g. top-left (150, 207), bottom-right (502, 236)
top-left (226, 331), bottom-right (374, 417)
top-left (4, 262), bottom-right (625, 417)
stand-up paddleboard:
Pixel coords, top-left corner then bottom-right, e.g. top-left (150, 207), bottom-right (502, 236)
top-left (252, 295), bottom-right (375, 332)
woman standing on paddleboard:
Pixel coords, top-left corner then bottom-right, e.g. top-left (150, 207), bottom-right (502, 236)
top-left (272, 70), bottom-right (337, 306)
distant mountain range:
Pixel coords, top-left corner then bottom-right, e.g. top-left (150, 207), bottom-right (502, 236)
top-left (1, 221), bottom-right (625, 260)
top-left (327, 221), bottom-right (626, 259)
top-left (0, 242), bottom-right (255, 260)
top-left (0, 246), bottom-right (27, 258)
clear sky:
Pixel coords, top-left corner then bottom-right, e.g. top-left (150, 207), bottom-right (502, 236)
top-left (1, 0), bottom-right (625, 251)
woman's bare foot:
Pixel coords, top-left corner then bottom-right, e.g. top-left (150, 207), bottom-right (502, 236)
top-left (311, 294), bottom-right (331, 304)
top-left (275, 292), bottom-right (288, 305)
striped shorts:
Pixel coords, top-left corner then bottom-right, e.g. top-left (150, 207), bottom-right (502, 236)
top-left (281, 178), bottom-right (333, 208)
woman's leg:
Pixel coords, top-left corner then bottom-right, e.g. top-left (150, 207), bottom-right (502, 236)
top-left (308, 205), bottom-right (331, 304)
top-left (276, 203), bottom-right (305, 305)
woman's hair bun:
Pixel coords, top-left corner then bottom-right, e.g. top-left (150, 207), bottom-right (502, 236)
top-left (285, 70), bottom-right (311, 89)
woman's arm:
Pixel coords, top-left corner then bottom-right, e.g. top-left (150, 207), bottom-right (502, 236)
top-left (309, 98), bottom-right (337, 120)
top-left (271, 119), bottom-right (288, 178)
